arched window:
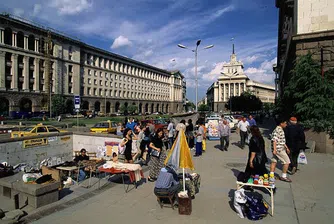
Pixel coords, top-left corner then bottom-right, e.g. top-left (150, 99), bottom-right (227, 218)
top-left (28, 35), bottom-right (35, 51)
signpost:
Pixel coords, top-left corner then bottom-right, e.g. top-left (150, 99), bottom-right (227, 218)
top-left (74, 96), bottom-right (80, 132)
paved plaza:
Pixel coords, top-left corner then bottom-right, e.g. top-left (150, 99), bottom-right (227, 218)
top-left (28, 120), bottom-right (334, 224)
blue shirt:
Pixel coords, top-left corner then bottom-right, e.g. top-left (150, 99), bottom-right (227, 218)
top-left (155, 170), bottom-right (179, 189)
top-left (126, 121), bottom-right (136, 131)
top-left (248, 118), bottom-right (257, 127)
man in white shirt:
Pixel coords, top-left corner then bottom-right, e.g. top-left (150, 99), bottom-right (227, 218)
top-left (237, 117), bottom-right (249, 149)
top-left (167, 120), bottom-right (174, 149)
top-left (194, 119), bottom-right (204, 157)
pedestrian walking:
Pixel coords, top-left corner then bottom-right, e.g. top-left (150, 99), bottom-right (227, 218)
top-left (285, 117), bottom-right (305, 175)
top-left (167, 120), bottom-right (175, 149)
top-left (218, 119), bottom-right (231, 151)
top-left (237, 117), bottom-right (250, 149)
top-left (247, 115), bottom-right (257, 126)
top-left (186, 119), bottom-right (195, 150)
top-left (194, 119), bottom-right (204, 157)
top-left (270, 118), bottom-right (292, 182)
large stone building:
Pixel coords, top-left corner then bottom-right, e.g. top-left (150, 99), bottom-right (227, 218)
top-left (206, 47), bottom-right (275, 112)
top-left (275, 0), bottom-right (334, 97)
top-left (0, 14), bottom-right (185, 117)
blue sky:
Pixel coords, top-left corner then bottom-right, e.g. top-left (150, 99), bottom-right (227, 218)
top-left (1, 0), bottom-right (278, 102)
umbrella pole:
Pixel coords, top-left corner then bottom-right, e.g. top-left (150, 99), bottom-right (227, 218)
top-left (183, 168), bottom-right (186, 192)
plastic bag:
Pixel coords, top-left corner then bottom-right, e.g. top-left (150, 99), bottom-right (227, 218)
top-left (297, 151), bottom-right (308, 164)
top-left (22, 173), bottom-right (42, 183)
top-left (234, 189), bottom-right (247, 218)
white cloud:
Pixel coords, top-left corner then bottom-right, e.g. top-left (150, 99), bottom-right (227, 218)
top-left (242, 55), bottom-right (259, 64)
top-left (111, 36), bottom-right (133, 49)
top-left (32, 4), bottom-right (42, 16)
top-left (50, 0), bottom-right (92, 15)
top-left (13, 8), bottom-right (24, 17)
top-left (244, 57), bottom-right (277, 85)
top-left (210, 5), bottom-right (235, 20)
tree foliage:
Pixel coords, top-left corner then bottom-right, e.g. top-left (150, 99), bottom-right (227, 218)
top-left (51, 95), bottom-right (65, 116)
top-left (225, 91), bottom-right (263, 112)
top-left (198, 104), bottom-right (209, 111)
top-left (283, 53), bottom-right (334, 121)
top-left (185, 101), bottom-right (195, 111)
top-left (128, 105), bottom-right (137, 114)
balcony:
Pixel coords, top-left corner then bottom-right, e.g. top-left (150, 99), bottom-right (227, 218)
top-left (30, 78), bottom-right (35, 83)
top-left (19, 76), bottom-right (24, 82)
top-left (69, 72), bottom-right (73, 76)
top-left (19, 63), bottom-right (24, 69)
top-left (6, 75), bottom-right (12, 81)
top-left (30, 65), bottom-right (34, 70)
top-left (6, 61), bottom-right (12, 66)
top-left (40, 67), bottom-right (44, 72)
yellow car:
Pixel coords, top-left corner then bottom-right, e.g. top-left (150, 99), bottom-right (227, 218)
top-left (90, 120), bottom-right (117, 134)
top-left (11, 124), bottom-right (66, 138)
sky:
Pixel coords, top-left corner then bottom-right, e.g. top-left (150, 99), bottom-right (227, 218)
top-left (0, 0), bottom-right (279, 102)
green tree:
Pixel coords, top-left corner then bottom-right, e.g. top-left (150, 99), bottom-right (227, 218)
top-left (51, 95), bottom-right (65, 116)
top-left (198, 104), bottom-right (209, 112)
top-left (185, 101), bottom-right (195, 111)
top-left (283, 53), bottom-right (334, 121)
top-left (128, 105), bottom-right (137, 114)
top-left (225, 92), bottom-right (263, 112)
top-left (119, 104), bottom-right (127, 114)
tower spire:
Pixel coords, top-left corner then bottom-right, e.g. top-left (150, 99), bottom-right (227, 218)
top-left (232, 43), bottom-right (235, 54)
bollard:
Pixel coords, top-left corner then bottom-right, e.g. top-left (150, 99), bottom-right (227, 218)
top-left (0, 121), bottom-right (3, 125)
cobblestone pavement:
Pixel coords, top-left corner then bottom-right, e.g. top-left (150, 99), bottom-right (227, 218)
top-left (31, 119), bottom-right (334, 224)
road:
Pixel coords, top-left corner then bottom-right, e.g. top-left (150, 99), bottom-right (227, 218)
top-left (29, 119), bottom-right (334, 224)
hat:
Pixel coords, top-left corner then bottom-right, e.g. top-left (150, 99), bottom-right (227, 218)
top-left (290, 117), bottom-right (297, 122)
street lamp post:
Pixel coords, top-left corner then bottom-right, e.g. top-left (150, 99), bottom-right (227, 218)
top-left (221, 71), bottom-right (238, 112)
top-left (178, 41), bottom-right (214, 112)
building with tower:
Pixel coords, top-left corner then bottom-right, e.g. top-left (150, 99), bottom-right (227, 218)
top-left (206, 45), bottom-right (275, 113)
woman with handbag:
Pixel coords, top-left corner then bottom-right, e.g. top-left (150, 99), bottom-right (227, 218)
top-left (120, 128), bottom-right (137, 164)
top-left (148, 128), bottom-right (167, 182)
top-left (244, 126), bottom-right (268, 181)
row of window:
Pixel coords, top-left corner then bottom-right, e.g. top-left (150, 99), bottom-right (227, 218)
top-left (85, 87), bottom-right (170, 99)
top-left (83, 78), bottom-right (169, 92)
top-left (85, 53), bottom-right (171, 83)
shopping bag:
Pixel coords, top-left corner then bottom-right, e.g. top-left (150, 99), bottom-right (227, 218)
top-left (202, 140), bottom-right (206, 151)
top-left (297, 151), bottom-right (308, 164)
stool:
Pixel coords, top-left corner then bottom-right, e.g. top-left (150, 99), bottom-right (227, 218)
top-left (154, 190), bottom-right (175, 210)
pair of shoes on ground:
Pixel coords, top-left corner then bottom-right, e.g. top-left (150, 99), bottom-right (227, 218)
top-left (289, 167), bottom-right (297, 175)
top-left (193, 154), bottom-right (202, 157)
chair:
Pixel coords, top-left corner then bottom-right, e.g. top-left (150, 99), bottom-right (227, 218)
top-left (154, 189), bottom-right (175, 210)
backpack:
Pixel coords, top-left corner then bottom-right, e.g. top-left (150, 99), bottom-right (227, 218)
top-left (245, 195), bottom-right (269, 220)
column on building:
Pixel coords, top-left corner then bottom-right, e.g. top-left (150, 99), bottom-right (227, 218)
top-left (110, 60), bottom-right (114, 71)
top-left (24, 35), bottom-right (28, 50)
top-left (34, 38), bottom-right (39, 52)
top-left (233, 83), bottom-right (236, 96)
top-left (228, 83), bottom-right (231, 98)
top-left (243, 82), bottom-right (246, 92)
top-left (23, 56), bottom-right (29, 91)
top-left (84, 53), bottom-right (87, 64)
top-left (12, 32), bottom-right (17, 47)
top-left (33, 58), bottom-right (40, 92)
top-left (11, 54), bottom-right (18, 90)
top-left (238, 83), bottom-right (241, 96)
top-left (0, 28), bottom-right (4, 44)
top-left (0, 51), bottom-right (5, 90)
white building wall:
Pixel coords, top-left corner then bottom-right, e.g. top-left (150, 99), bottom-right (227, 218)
top-left (298, 0), bottom-right (334, 34)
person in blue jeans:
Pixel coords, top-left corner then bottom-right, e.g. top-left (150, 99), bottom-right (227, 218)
top-left (74, 148), bottom-right (89, 182)
top-left (194, 120), bottom-right (204, 157)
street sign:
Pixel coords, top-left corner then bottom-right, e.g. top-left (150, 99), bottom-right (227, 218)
top-left (74, 95), bottom-right (80, 109)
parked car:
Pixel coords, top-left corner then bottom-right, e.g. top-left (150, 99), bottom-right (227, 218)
top-left (11, 124), bottom-right (66, 138)
top-left (141, 119), bottom-right (168, 131)
top-left (90, 120), bottom-right (117, 134)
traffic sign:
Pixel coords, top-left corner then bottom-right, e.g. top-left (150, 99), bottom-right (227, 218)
top-left (74, 95), bottom-right (80, 109)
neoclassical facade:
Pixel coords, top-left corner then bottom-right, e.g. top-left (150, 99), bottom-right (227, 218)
top-left (206, 47), bottom-right (275, 112)
top-left (0, 14), bottom-right (184, 117)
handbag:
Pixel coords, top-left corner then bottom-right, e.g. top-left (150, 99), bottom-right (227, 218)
top-left (150, 149), bottom-right (160, 158)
